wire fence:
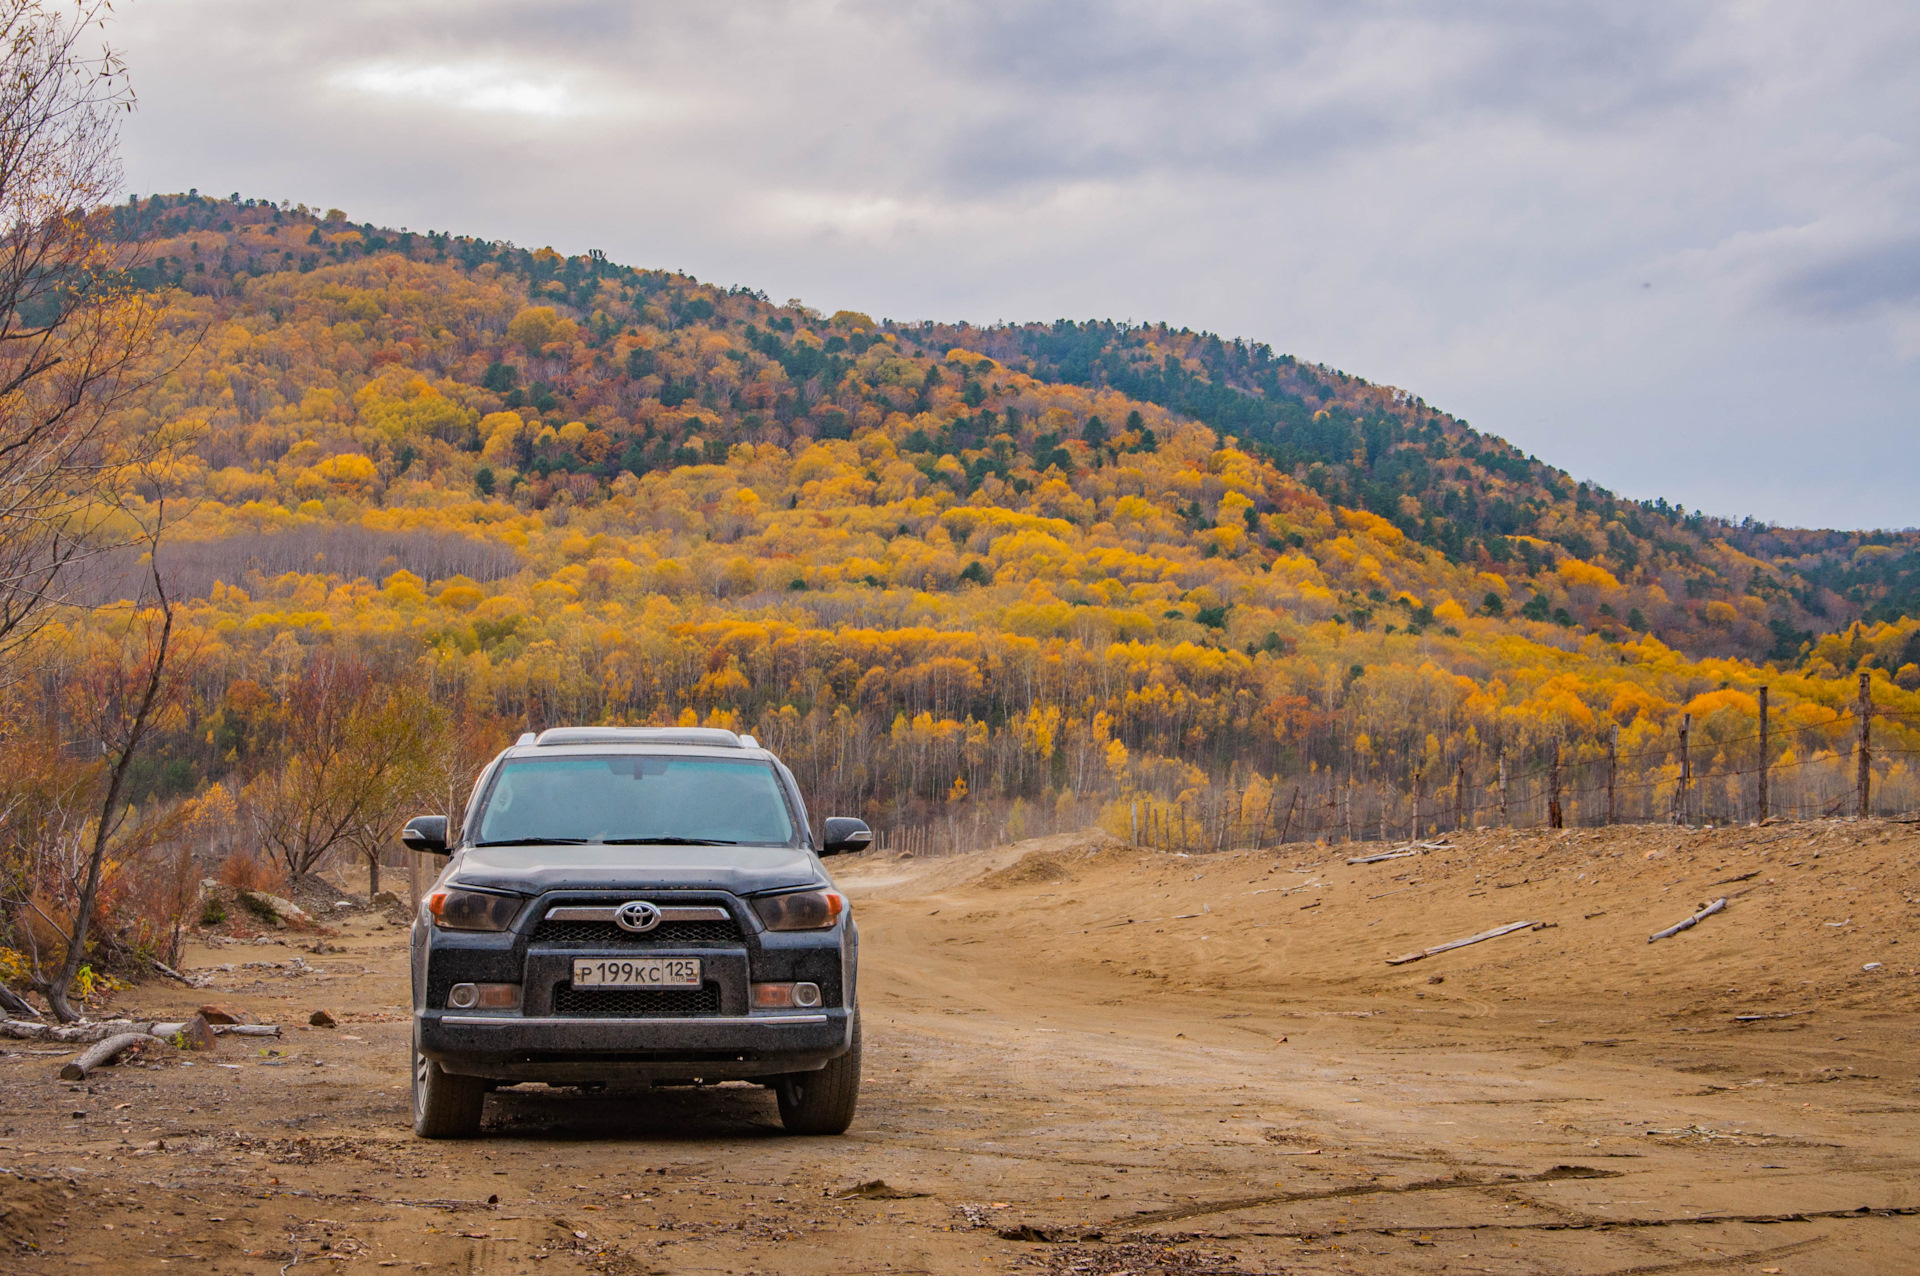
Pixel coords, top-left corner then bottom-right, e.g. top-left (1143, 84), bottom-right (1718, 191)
top-left (876, 675), bottom-right (1920, 857)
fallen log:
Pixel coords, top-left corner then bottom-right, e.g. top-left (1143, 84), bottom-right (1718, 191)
top-left (1, 1019), bottom-right (130, 1043)
top-left (0, 985), bottom-right (43, 1020)
top-left (1387, 920), bottom-right (1539, 966)
top-left (149, 960), bottom-right (196, 986)
top-left (1649, 898), bottom-right (1726, 944)
top-left (1347, 847), bottom-right (1421, 865)
top-left (58, 1033), bottom-right (150, 1081)
top-left (0, 1017), bottom-right (279, 1045)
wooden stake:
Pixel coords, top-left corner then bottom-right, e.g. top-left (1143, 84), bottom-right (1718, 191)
top-left (1279, 787), bottom-right (1299, 844)
top-left (1857, 670), bottom-right (1872, 818)
top-left (1498, 752), bottom-right (1509, 827)
top-left (1676, 713), bottom-right (1692, 826)
top-left (1757, 685), bottom-right (1770, 823)
top-left (1455, 759), bottom-right (1469, 832)
top-left (1411, 769), bottom-right (1423, 840)
top-left (1606, 726), bottom-right (1618, 826)
top-left (1548, 744), bottom-right (1563, 829)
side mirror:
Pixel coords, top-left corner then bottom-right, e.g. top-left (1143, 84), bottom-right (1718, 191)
top-left (401, 815), bottom-right (450, 856)
top-left (820, 816), bottom-right (872, 857)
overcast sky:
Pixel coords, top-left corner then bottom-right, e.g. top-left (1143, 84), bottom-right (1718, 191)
top-left (116, 1), bottom-right (1919, 530)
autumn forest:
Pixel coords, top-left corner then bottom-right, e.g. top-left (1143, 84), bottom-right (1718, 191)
top-left (6, 188), bottom-right (1920, 996)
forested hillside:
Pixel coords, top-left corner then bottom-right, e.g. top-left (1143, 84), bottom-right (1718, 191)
top-left (21, 192), bottom-right (1920, 874)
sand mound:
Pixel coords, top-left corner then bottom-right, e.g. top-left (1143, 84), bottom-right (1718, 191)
top-left (847, 818), bottom-right (1920, 1021)
top-left (833, 827), bottom-right (1129, 896)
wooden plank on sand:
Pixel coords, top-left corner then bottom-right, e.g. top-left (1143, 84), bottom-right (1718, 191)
top-left (1386, 920), bottom-right (1538, 965)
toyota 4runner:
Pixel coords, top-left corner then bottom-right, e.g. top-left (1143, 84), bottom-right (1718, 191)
top-left (402, 726), bottom-right (870, 1138)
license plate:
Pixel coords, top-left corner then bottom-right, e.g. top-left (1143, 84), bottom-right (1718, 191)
top-left (571, 958), bottom-right (702, 988)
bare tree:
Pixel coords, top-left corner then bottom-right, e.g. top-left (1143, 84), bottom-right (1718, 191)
top-left (340, 708), bottom-right (506, 897)
top-left (416, 711), bottom-right (512, 838)
top-left (245, 656), bottom-right (435, 887)
top-left (0, 1), bottom-right (162, 673)
top-left (43, 563), bottom-right (175, 1019)
top-left (0, 546), bottom-right (186, 1021)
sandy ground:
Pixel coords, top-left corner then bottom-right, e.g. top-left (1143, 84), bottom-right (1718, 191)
top-left (3, 818), bottom-right (1918, 1275)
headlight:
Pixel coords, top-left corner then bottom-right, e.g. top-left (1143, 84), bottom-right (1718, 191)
top-left (752, 889), bottom-right (846, 931)
top-left (427, 888), bottom-right (524, 931)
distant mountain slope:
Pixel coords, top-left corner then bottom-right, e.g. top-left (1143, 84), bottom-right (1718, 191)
top-left (105, 192), bottom-right (1919, 669)
top-left (922, 319), bottom-right (1920, 657)
top-left (55, 191), bottom-right (1920, 825)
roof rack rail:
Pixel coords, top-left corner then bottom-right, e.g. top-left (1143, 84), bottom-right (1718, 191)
top-left (531, 727), bottom-right (746, 749)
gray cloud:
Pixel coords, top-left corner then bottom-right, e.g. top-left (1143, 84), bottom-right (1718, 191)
top-left (113, 0), bottom-right (1920, 527)
top-left (1771, 236), bottom-right (1920, 318)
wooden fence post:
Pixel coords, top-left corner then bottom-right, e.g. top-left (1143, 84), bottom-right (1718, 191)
top-left (1344, 780), bottom-right (1354, 844)
top-left (1676, 713), bottom-right (1691, 826)
top-left (1857, 670), bottom-right (1872, 818)
top-left (1548, 743), bottom-right (1563, 829)
top-left (1606, 726), bottom-right (1618, 825)
top-left (1279, 787), bottom-right (1299, 844)
top-left (1757, 685), bottom-right (1769, 823)
top-left (1411, 769), bottom-right (1423, 840)
top-left (1498, 752), bottom-right (1509, 827)
top-left (1456, 758), bottom-right (1469, 832)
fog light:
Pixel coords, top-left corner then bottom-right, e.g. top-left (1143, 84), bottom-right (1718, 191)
top-left (753, 981), bottom-right (824, 1009)
top-left (446, 983), bottom-right (519, 1010)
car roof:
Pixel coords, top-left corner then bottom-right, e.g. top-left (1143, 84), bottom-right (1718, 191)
top-left (500, 726), bottom-right (774, 761)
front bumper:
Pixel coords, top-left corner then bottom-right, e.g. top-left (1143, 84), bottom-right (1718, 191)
top-left (412, 885), bottom-right (856, 1083)
top-left (416, 1004), bottom-right (853, 1083)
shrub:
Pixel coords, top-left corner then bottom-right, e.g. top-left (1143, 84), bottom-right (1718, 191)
top-left (217, 849), bottom-right (283, 894)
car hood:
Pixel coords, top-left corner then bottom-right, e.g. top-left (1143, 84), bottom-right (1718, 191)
top-left (447, 843), bottom-right (823, 897)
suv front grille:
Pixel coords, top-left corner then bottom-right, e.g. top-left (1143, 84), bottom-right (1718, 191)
top-left (551, 982), bottom-right (723, 1018)
top-left (532, 918), bottom-right (743, 945)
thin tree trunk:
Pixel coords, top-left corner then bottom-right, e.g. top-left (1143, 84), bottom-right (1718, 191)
top-left (47, 561), bottom-right (173, 1023)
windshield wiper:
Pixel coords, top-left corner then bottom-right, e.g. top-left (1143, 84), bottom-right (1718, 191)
top-left (473, 837), bottom-right (590, 847)
top-left (599, 836), bottom-right (738, 846)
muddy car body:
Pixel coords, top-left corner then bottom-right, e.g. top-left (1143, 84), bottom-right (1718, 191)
top-left (403, 726), bottom-right (869, 1137)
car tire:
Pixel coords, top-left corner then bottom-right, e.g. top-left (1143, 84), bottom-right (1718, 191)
top-left (412, 1025), bottom-right (486, 1138)
top-left (774, 1009), bottom-right (861, 1135)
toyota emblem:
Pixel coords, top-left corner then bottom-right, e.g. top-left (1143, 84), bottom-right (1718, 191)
top-left (614, 901), bottom-right (663, 932)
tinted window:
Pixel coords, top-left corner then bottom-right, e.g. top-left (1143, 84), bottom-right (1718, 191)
top-left (473, 755), bottom-right (796, 846)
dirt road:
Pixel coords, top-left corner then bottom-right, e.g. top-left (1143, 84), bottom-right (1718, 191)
top-left (3, 820), bottom-right (1918, 1274)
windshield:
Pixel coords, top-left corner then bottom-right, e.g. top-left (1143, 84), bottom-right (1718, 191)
top-left (471, 754), bottom-right (798, 847)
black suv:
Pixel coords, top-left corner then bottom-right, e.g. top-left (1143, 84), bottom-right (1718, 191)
top-left (402, 726), bottom-right (870, 1138)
